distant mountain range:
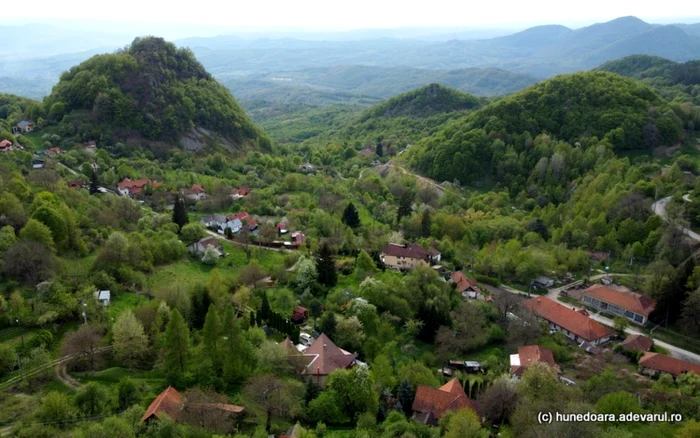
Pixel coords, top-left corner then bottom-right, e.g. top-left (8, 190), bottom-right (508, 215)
top-left (1, 16), bottom-right (699, 102)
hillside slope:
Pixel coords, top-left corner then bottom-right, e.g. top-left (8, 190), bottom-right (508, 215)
top-left (406, 72), bottom-right (688, 186)
top-left (42, 37), bottom-right (270, 153)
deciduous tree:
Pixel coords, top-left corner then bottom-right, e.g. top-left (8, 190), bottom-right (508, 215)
top-left (112, 310), bottom-right (149, 369)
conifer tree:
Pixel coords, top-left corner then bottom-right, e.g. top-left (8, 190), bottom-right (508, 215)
top-left (164, 309), bottom-right (190, 382)
top-left (261, 292), bottom-right (271, 321)
top-left (316, 241), bottom-right (337, 287)
top-left (342, 202), bottom-right (360, 228)
top-left (397, 191), bottom-right (413, 224)
top-left (421, 209), bottom-right (432, 238)
top-left (222, 306), bottom-right (254, 384)
top-left (89, 168), bottom-right (99, 195)
top-left (202, 304), bottom-right (222, 371)
top-left (172, 194), bottom-right (189, 231)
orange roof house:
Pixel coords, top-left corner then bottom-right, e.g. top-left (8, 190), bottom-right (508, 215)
top-left (287, 333), bottom-right (357, 387)
top-left (509, 345), bottom-right (560, 377)
top-left (638, 352), bottom-right (700, 378)
top-left (141, 386), bottom-right (183, 422)
top-left (412, 378), bottom-right (478, 425)
top-left (451, 271), bottom-right (480, 296)
top-left (621, 334), bottom-right (654, 353)
top-left (582, 284), bottom-right (656, 325)
top-left (524, 296), bottom-right (613, 345)
top-left (118, 178), bottom-right (162, 197)
top-left (0, 139), bottom-right (12, 151)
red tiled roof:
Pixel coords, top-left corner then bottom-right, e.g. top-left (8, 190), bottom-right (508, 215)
top-left (67, 180), bottom-right (85, 188)
top-left (451, 271), bottom-right (478, 293)
top-left (621, 334), bottom-right (653, 353)
top-left (0, 139), bottom-right (11, 148)
top-left (381, 243), bottom-right (439, 261)
top-left (233, 186), bottom-right (251, 196)
top-left (229, 212), bottom-right (251, 222)
top-left (412, 378), bottom-right (477, 419)
top-left (188, 184), bottom-right (205, 194)
top-left (118, 178), bottom-right (162, 192)
top-left (639, 352), bottom-right (700, 377)
top-left (302, 333), bottom-right (356, 376)
top-left (523, 297), bottom-right (614, 342)
top-left (582, 284), bottom-right (656, 317)
top-left (510, 345), bottom-right (559, 377)
top-left (141, 386), bottom-right (183, 422)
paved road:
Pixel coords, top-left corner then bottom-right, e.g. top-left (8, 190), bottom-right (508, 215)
top-left (652, 196), bottom-right (700, 242)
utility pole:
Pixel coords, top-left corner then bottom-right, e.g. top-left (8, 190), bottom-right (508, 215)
top-left (82, 302), bottom-right (87, 325)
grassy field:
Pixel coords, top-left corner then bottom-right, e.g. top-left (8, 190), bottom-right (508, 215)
top-left (108, 293), bottom-right (150, 321)
top-left (0, 327), bottom-right (38, 347)
top-left (75, 367), bottom-right (166, 393)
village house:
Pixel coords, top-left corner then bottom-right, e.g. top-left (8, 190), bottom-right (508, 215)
top-left (581, 284), bottom-right (656, 325)
top-left (285, 333), bottom-right (357, 388)
top-left (31, 158), bottom-right (45, 169)
top-left (380, 242), bottom-right (441, 270)
top-left (141, 386), bottom-right (245, 424)
top-left (509, 345), bottom-right (560, 378)
top-left (45, 147), bottom-right (65, 156)
top-left (187, 236), bottom-right (224, 257)
top-left (291, 232), bottom-right (305, 247)
top-left (200, 213), bottom-right (227, 230)
top-left (532, 276), bottom-right (555, 289)
top-left (94, 290), bottom-right (111, 307)
top-left (638, 352), bottom-right (700, 378)
top-left (451, 271), bottom-right (481, 299)
top-left (523, 296), bottom-right (614, 346)
top-left (277, 223), bottom-right (289, 235)
top-left (0, 139), bottom-right (12, 152)
top-left (185, 184), bottom-right (207, 201)
top-left (117, 178), bottom-right (163, 197)
top-left (66, 180), bottom-right (85, 189)
top-left (620, 334), bottom-right (654, 353)
top-left (412, 378), bottom-right (478, 426)
top-left (219, 218), bottom-right (243, 235)
top-left (231, 185), bottom-right (251, 199)
top-left (12, 120), bottom-right (33, 135)
top-left (291, 305), bottom-right (309, 324)
top-left (82, 140), bottom-right (97, 154)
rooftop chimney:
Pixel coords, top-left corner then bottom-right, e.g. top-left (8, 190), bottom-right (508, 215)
top-left (324, 344), bottom-right (327, 350)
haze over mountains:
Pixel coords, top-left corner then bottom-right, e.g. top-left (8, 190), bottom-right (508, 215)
top-left (1, 16), bottom-right (699, 103)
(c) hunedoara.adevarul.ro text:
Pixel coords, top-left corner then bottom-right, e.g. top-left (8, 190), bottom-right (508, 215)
top-left (537, 412), bottom-right (683, 424)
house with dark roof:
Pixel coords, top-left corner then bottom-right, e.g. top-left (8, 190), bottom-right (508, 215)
top-left (200, 213), bottom-right (227, 229)
top-left (287, 333), bottom-right (357, 387)
top-left (523, 296), bottom-right (613, 346)
top-left (187, 236), bottom-right (223, 257)
top-left (31, 158), bottom-right (45, 169)
top-left (620, 334), bottom-right (654, 353)
top-left (509, 345), bottom-right (560, 378)
top-left (412, 378), bottom-right (478, 425)
top-left (117, 178), bottom-right (162, 197)
top-left (141, 386), bottom-right (183, 422)
top-left (638, 352), bottom-right (700, 378)
top-left (13, 120), bottom-right (33, 134)
top-left (380, 242), bottom-right (441, 270)
top-left (451, 271), bottom-right (480, 299)
top-left (582, 284), bottom-right (656, 325)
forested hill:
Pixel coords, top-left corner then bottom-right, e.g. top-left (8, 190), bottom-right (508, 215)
top-left (358, 83), bottom-right (484, 120)
top-left (405, 71), bottom-right (695, 190)
top-left (595, 55), bottom-right (678, 79)
top-left (41, 37), bottom-right (271, 153)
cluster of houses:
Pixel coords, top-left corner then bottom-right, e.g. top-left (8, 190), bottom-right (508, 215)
top-left (117, 178), bottom-right (164, 197)
top-left (197, 212), bottom-right (305, 249)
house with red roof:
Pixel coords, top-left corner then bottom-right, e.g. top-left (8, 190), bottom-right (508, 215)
top-left (185, 184), bottom-right (207, 201)
top-left (231, 185), bottom-right (251, 199)
top-left (118, 178), bottom-right (163, 197)
top-left (620, 334), bottom-right (654, 353)
top-left (380, 242), bottom-right (441, 270)
top-left (412, 378), bottom-right (478, 425)
top-left (0, 139), bottom-right (12, 151)
top-left (66, 180), bottom-right (85, 189)
top-left (582, 284), bottom-right (656, 325)
top-left (523, 296), bottom-right (613, 345)
top-left (141, 386), bottom-right (183, 422)
top-left (291, 232), bottom-right (305, 247)
top-left (291, 306), bottom-right (308, 324)
top-left (451, 271), bottom-right (480, 299)
top-left (638, 352), bottom-right (700, 378)
top-left (509, 345), bottom-right (560, 378)
top-left (45, 147), bottom-right (65, 156)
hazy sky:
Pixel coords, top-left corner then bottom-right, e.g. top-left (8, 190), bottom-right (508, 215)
top-left (6, 0), bottom-right (700, 30)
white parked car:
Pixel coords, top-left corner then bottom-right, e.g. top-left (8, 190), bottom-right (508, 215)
top-left (299, 333), bottom-right (314, 347)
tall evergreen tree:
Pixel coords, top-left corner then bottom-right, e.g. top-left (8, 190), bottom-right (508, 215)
top-left (222, 306), bottom-right (255, 384)
top-left (376, 140), bottom-right (384, 157)
top-left (421, 210), bottom-right (432, 238)
top-left (89, 168), bottom-right (99, 195)
top-left (397, 191), bottom-right (413, 224)
top-left (397, 380), bottom-right (414, 416)
top-left (260, 292), bottom-right (271, 321)
top-left (190, 283), bottom-right (211, 330)
top-left (202, 304), bottom-right (222, 371)
top-left (164, 309), bottom-right (190, 382)
top-left (318, 311), bottom-right (337, 339)
top-left (172, 194), bottom-right (189, 231)
top-left (316, 242), bottom-right (338, 288)
top-left (342, 202), bottom-right (360, 228)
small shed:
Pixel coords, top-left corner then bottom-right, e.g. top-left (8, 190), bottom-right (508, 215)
top-left (94, 290), bottom-right (111, 307)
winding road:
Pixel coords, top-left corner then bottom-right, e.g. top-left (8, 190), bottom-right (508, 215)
top-left (652, 196), bottom-right (700, 242)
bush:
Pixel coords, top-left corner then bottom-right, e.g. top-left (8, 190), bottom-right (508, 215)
top-left (474, 274), bottom-right (500, 287)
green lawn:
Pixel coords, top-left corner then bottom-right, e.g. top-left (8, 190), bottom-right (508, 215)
top-left (149, 259), bottom-right (235, 291)
top-left (108, 293), bottom-right (150, 321)
top-left (0, 327), bottom-right (37, 345)
top-left (75, 367), bottom-right (166, 391)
